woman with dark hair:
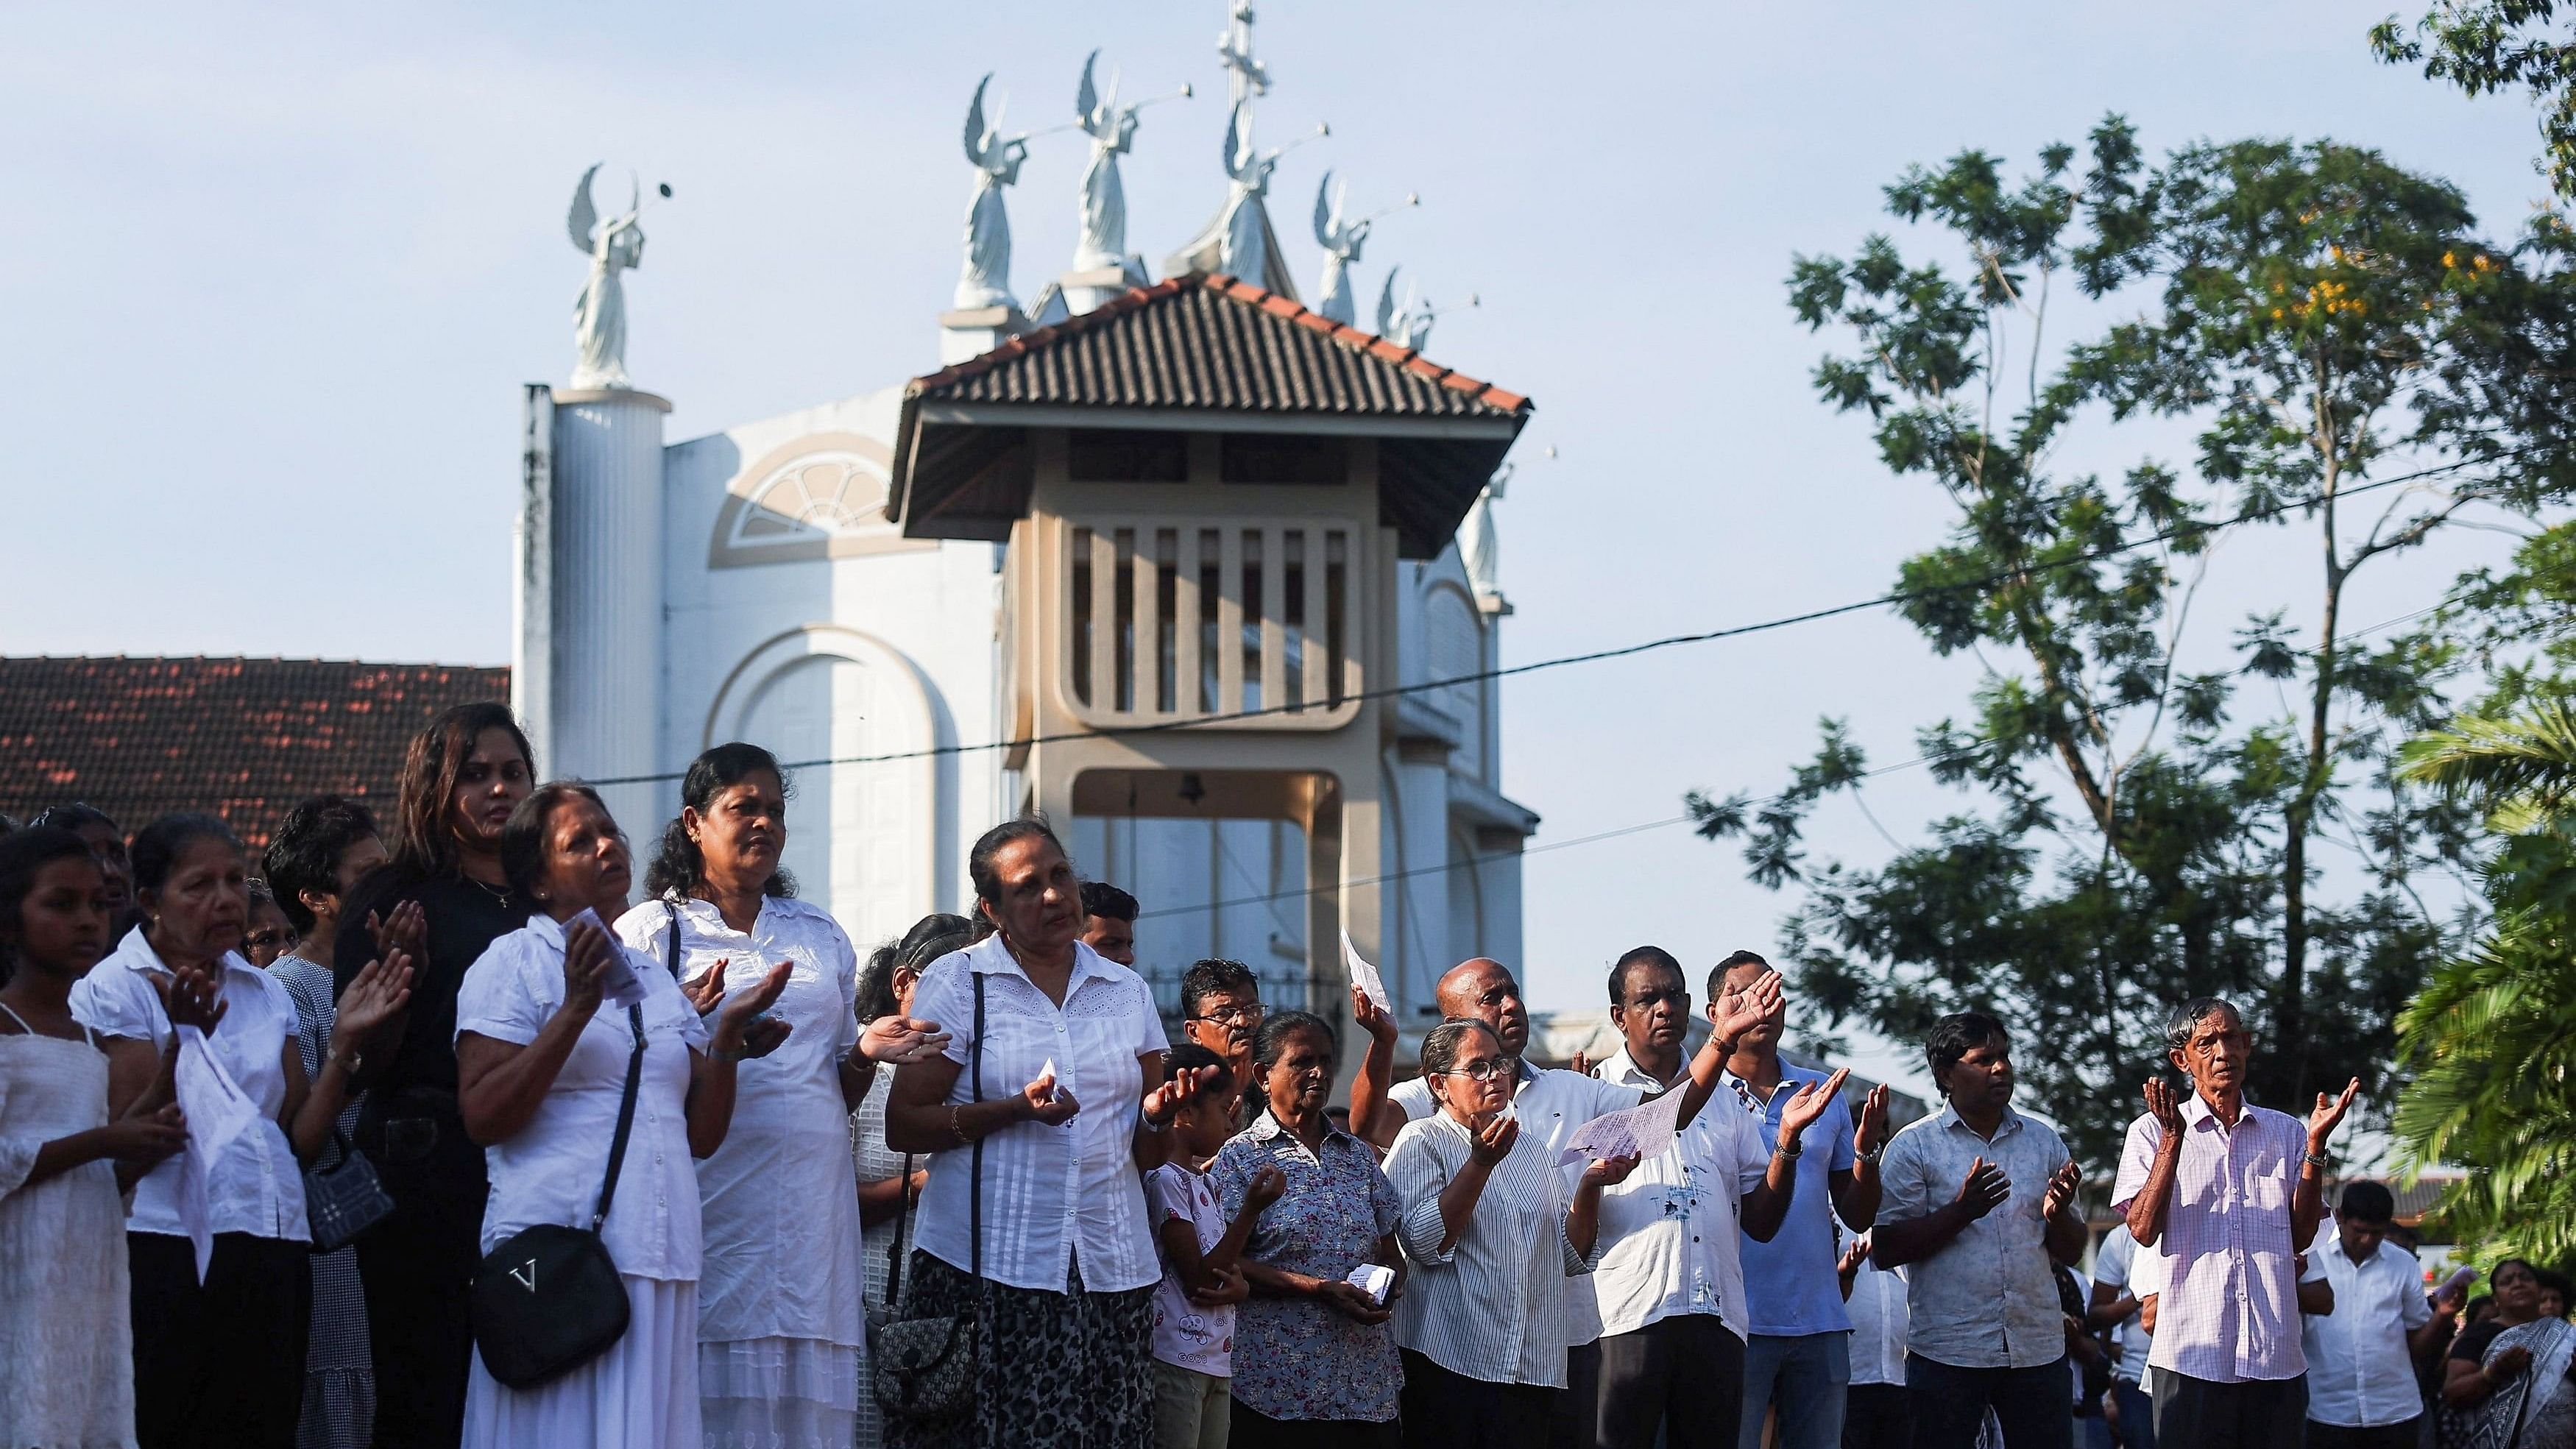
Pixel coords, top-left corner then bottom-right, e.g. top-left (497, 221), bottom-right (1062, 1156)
top-left (852, 913), bottom-right (971, 1449)
top-left (329, 701), bottom-right (534, 1449)
top-left (263, 795), bottom-right (391, 1449)
top-left (30, 801), bottom-right (136, 931)
top-left (241, 879), bottom-right (296, 967)
top-left (0, 825), bottom-right (186, 1448)
top-left (615, 743), bottom-right (946, 1449)
top-left (1205, 1008), bottom-right (1406, 1448)
top-left (455, 782), bottom-right (788, 1448)
top-left (74, 812), bottom-right (411, 1449)
top-left (883, 818), bottom-right (1213, 1449)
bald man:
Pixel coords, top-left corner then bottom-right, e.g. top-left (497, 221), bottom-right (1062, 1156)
top-left (1365, 955), bottom-right (1783, 1449)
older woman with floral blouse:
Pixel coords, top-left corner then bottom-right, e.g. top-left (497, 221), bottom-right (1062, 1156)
top-left (1206, 1009), bottom-right (1405, 1448)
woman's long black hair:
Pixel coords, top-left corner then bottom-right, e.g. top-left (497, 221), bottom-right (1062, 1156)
top-left (645, 742), bottom-right (796, 901)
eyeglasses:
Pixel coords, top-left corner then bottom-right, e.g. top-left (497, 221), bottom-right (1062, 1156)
top-left (1440, 1058), bottom-right (1510, 1083)
top-left (1192, 1004), bottom-right (1265, 1027)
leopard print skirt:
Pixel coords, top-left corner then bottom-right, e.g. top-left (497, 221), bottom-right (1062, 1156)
top-left (888, 1250), bottom-right (1155, 1449)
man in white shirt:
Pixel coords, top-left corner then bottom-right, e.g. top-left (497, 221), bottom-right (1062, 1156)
top-left (1367, 954), bottom-right (1779, 1449)
top-left (2301, 1181), bottom-right (2463, 1449)
top-left (1842, 1230), bottom-right (1911, 1449)
top-left (1586, 946), bottom-right (1847, 1449)
top-left (2090, 1224), bottom-right (2157, 1449)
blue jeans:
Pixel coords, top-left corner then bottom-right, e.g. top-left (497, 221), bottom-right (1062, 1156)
top-left (2109, 1381), bottom-right (2156, 1449)
top-left (1903, 1353), bottom-right (2073, 1449)
top-left (1740, 1333), bottom-right (1851, 1449)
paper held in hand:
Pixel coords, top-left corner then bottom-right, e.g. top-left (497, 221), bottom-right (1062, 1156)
top-left (1556, 1087), bottom-right (1687, 1168)
top-left (1347, 1263), bottom-right (1396, 1305)
top-left (1340, 930), bottom-right (1391, 1014)
top-left (567, 907), bottom-right (647, 1007)
top-left (174, 1024), bottom-right (262, 1283)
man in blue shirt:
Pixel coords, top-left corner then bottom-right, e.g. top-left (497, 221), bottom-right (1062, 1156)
top-left (1716, 949), bottom-right (1892, 1449)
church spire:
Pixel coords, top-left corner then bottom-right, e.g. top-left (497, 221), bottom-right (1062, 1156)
top-left (1162, 1), bottom-right (1313, 299)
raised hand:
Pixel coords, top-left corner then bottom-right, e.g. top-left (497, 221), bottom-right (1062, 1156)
top-left (367, 899), bottom-right (427, 967)
top-left (560, 920), bottom-right (616, 1019)
top-left (1837, 1233), bottom-right (1871, 1278)
top-left (1350, 983), bottom-right (1397, 1046)
top-left (1020, 1063), bottom-right (1080, 1126)
top-left (1471, 1112), bottom-right (1519, 1166)
top-left (1582, 1152), bottom-right (1643, 1189)
top-left (2307, 1077), bottom-right (2360, 1152)
top-left (2042, 1160), bottom-right (2082, 1220)
top-left (715, 961), bottom-right (793, 1058)
top-left (1144, 1063), bottom-right (1221, 1127)
top-left (155, 961), bottom-right (228, 1033)
top-left (1715, 969), bottom-right (1784, 1043)
top-left (1244, 1164), bottom-right (1288, 1211)
top-left (682, 958), bottom-right (729, 1017)
top-left (98, 1102), bottom-right (187, 1164)
top-left (332, 951), bottom-right (415, 1055)
top-left (1954, 1155), bottom-right (2011, 1220)
top-left (1855, 1082), bottom-right (1892, 1157)
top-left (857, 1013), bottom-right (951, 1065)
top-left (2493, 1344), bottom-right (2535, 1381)
top-left (1778, 1067), bottom-right (1850, 1149)
top-left (1568, 1049), bottom-right (1594, 1079)
top-left (2142, 1077), bottom-right (2186, 1136)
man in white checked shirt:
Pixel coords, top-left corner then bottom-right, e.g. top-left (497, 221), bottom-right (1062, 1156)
top-left (2109, 996), bottom-right (2360, 1449)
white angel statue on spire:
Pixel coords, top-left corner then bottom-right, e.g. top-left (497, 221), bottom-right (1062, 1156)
top-left (1312, 173), bottom-right (1368, 325)
top-left (1376, 267), bottom-right (1432, 350)
top-left (1217, 99), bottom-right (1281, 283)
top-left (957, 74), bottom-right (1030, 311)
top-left (568, 164), bottom-right (647, 389)
top-left (1074, 52), bottom-right (1141, 273)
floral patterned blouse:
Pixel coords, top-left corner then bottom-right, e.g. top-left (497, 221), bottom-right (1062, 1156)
top-left (1208, 1112), bottom-right (1404, 1423)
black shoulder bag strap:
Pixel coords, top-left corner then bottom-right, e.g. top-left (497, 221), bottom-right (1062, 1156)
top-left (663, 899), bottom-right (684, 979)
top-left (590, 1002), bottom-right (649, 1233)
top-left (887, 968), bottom-right (986, 1300)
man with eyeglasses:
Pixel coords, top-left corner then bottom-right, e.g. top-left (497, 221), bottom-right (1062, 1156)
top-left (1179, 957), bottom-right (1266, 1116)
top-left (1367, 955), bottom-right (1785, 1449)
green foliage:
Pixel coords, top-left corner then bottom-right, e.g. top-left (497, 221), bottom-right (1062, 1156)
top-left (2373, 2), bottom-right (2576, 199)
top-left (1701, 120), bottom-right (2564, 1166)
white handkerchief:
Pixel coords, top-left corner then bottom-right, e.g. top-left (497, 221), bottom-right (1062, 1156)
top-left (567, 908), bottom-right (647, 1007)
top-left (1347, 1263), bottom-right (1395, 1304)
top-left (1340, 931), bottom-right (1392, 1014)
top-left (174, 1024), bottom-right (261, 1283)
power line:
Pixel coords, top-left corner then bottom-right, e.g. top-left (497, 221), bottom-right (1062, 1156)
top-left (585, 444), bottom-right (2540, 788)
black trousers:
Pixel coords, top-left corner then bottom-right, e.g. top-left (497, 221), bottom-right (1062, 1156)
top-left (355, 1096), bottom-right (486, 1449)
top-left (1904, 1353), bottom-right (2073, 1449)
top-left (2306, 1419), bottom-right (2421, 1449)
top-left (2149, 1371), bottom-right (2307, 1449)
top-left (130, 1231), bottom-right (311, 1449)
top-left (1845, 1382), bottom-right (1914, 1449)
top-left (1228, 1401), bottom-right (1402, 1449)
top-left (1401, 1348), bottom-right (1554, 1449)
top-left (1596, 1314), bottom-right (1748, 1449)
top-left (1554, 1339), bottom-right (1603, 1449)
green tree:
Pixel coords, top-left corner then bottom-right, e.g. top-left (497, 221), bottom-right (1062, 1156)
top-left (2373, 3), bottom-right (2576, 199)
top-left (2393, 523), bottom-right (2576, 1259)
top-left (1696, 121), bottom-right (2547, 1164)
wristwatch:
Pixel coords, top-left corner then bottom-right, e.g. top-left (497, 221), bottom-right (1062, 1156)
top-left (1858, 1141), bottom-right (1886, 1166)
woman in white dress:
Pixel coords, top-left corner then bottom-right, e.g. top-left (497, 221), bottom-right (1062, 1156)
top-left (0, 825), bottom-right (186, 1449)
top-left (615, 743), bottom-right (946, 1449)
top-left (454, 782), bottom-right (790, 1449)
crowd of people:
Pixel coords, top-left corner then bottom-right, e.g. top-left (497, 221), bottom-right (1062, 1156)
top-left (0, 698), bottom-right (2561, 1449)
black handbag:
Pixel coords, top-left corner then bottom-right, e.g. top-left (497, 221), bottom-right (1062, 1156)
top-left (302, 1124), bottom-right (394, 1254)
top-left (470, 1001), bottom-right (648, 1389)
top-left (870, 969), bottom-right (985, 1423)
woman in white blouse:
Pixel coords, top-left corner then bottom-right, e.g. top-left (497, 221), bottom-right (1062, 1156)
top-left (453, 783), bottom-right (788, 1449)
top-left (1387, 1018), bottom-right (1639, 1449)
top-left (882, 819), bottom-right (1215, 1449)
top-left (74, 812), bottom-right (410, 1449)
top-left (615, 743), bottom-right (945, 1449)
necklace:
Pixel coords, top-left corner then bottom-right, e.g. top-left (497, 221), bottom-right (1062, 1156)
top-left (460, 873), bottom-right (511, 906)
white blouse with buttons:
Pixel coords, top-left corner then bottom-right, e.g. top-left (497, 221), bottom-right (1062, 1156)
top-left (903, 935), bottom-right (1170, 1294)
top-left (453, 913), bottom-right (710, 1281)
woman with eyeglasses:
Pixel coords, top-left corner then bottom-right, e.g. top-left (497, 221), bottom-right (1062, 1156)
top-left (1385, 1018), bottom-right (1642, 1449)
top-left (1206, 1009), bottom-right (1406, 1448)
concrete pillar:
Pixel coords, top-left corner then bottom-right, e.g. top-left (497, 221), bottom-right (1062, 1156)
top-left (1390, 740), bottom-right (1453, 1017)
top-left (512, 385), bottom-right (556, 771)
top-left (548, 387), bottom-right (670, 834)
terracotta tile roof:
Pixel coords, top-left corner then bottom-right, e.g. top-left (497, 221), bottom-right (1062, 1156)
top-left (0, 657), bottom-right (509, 853)
top-left (910, 273), bottom-right (1532, 419)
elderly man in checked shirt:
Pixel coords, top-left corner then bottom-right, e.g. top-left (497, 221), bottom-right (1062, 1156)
top-left (2109, 996), bottom-right (2360, 1449)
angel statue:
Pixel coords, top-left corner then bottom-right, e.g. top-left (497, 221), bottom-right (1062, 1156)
top-left (1217, 99), bottom-right (1281, 284)
top-left (1460, 461), bottom-right (1509, 599)
top-left (567, 164), bottom-right (648, 389)
top-left (958, 74), bottom-right (1030, 311)
top-left (1376, 267), bottom-right (1433, 350)
top-left (1312, 172), bottom-right (1369, 325)
top-left (1073, 51), bottom-right (1142, 273)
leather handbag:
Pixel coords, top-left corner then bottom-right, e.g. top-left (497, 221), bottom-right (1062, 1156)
top-left (302, 1125), bottom-right (394, 1253)
top-left (870, 969), bottom-right (985, 1423)
top-left (470, 1001), bottom-right (648, 1389)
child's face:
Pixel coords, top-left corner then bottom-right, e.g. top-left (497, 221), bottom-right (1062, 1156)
top-left (1177, 1079), bottom-right (1237, 1156)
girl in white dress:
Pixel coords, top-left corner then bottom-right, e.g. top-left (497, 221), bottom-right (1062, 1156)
top-left (615, 744), bottom-right (946, 1449)
top-left (0, 825), bottom-right (185, 1449)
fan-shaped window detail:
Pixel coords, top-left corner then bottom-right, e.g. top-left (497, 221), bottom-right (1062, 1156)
top-left (708, 431), bottom-right (936, 567)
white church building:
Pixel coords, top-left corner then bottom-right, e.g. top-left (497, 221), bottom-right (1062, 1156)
top-left (512, 7), bottom-right (1538, 1038)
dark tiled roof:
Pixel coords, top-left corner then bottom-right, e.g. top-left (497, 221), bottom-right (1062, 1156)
top-left (911, 273), bottom-right (1532, 418)
top-left (0, 657), bottom-right (509, 853)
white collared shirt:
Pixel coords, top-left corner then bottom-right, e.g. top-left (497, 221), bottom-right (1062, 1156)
top-left (1387, 1107), bottom-right (1597, 1387)
top-left (1847, 1253), bottom-right (1910, 1386)
top-left (1390, 1059), bottom-right (1642, 1345)
top-left (2109, 1095), bottom-right (2311, 1382)
top-left (454, 914), bottom-right (710, 1280)
top-left (71, 927), bottom-right (307, 1242)
top-left (2302, 1237), bottom-right (2433, 1427)
top-left (2092, 1223), bottom-right (2154, 1385)
top-left (906, 935), bottom-right (1170, 1294)
top-left (1586, 1045), bottom-right (1771, 1340)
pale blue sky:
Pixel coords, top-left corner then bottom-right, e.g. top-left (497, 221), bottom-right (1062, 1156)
top-left (1, 2), bottom-right (2549, 1093)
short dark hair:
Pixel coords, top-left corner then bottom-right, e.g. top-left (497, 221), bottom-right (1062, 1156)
top-left (2165, 996), bottom-right (2242, 1052)
top-left (1249, 1009), bottom-right (1335, 1077)
top-left (1609, 946), bottom-right (1684, 1006)
top-left (1181, 958), bottom-right (1259, 1016)
top-left (1166, 1041), bottom-right (1235, 1105)
top-left (130, 812), bottom-right (242, 894)
top-left (645, 743), bottom-right (795, 901)
top-left (855, 913), bottom-right (973, 1024)
top-left (498, 782), bottom-right (614, 902)
top-left (2338, 1180), bottom-right (2397, 1225)
top-left (29, 802), bottom-right (118, 836)
top-left (0, 825), bottom-right (97, 983)
top-left (1708, 948), bottom-right (1770, 1000)
top-left (2538, 1267), bottom-right (2574, 1304)
top-left (966, 818), bottom-right (1067, 940)
top-left (1924, 1010), bottom-right (2009, 1097)
top-left (263, 796), bottom-right (381, 934)
top-left (1080, 880), bottom-right (1139, 923)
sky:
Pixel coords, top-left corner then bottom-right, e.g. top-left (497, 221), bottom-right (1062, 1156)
top-left (1, 1), bottom-right (2553, 1102)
